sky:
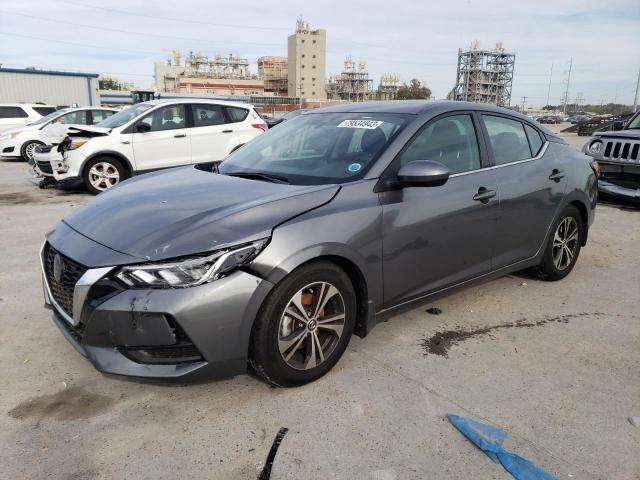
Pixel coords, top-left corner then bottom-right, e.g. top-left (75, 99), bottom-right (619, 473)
top-left (1, 0), bottom-right (639, 107)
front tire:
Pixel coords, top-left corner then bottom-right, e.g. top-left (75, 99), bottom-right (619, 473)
top-left (536, 205), bottom-right (583, 281)
top-left (20, 140), bottom-right (44, 162)
top-left (83, 156), bottom-right (128, 194)
top-left (249, 261), bottom-right (356, 387)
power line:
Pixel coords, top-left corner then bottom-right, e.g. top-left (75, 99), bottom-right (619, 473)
top-left (57, 0), bottom-right (291, 31)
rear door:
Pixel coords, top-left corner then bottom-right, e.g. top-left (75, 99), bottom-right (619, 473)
top-left (189, 103), bottom-right (240, 163)
top-left (380, 112), bottom-right (499, 307)
top-left (479, 114), bottom-right (567, 268)
top-left (131, 104), bottom-right (191, 171)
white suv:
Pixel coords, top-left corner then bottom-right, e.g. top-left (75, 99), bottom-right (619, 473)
top-left (0, 103), bottom-right (57, 134)
top-left (48, 99), bottom-right (267, 194)
top-left (0, 107), bottom-right (117, 161)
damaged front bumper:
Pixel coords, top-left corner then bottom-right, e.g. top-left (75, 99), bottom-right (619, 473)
top-left (43, 225), bottom-right (275, 381)
top-left (597, 163), bottom-right (640, 205)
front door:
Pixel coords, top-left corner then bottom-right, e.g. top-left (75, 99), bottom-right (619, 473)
top-left (479, 114), bottom-right (567, 268)
top-left (189, 103), bottom-right (240, 163)
top-left (132, 104), bottom-right (191, 171)
top-left (381, 113), bottom-right (499, 307)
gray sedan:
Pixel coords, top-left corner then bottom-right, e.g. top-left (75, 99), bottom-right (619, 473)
top-left (41, 101), bottom-right (597, 386)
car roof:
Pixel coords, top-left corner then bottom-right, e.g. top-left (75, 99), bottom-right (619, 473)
top-left (140, 98), bottom-right (252, 109)
top-left (311, 100), bottom-right (532, 119)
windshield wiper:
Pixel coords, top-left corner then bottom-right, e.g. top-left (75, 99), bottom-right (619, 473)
top-left (225, 171), bottom-right (290, 184)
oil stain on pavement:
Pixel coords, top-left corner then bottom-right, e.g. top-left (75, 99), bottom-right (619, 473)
top-left (8, 386), bottom-right (114, 422)
top-left (420, 312), bottom-right (605, 358)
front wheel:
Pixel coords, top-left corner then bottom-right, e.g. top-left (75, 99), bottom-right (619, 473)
top-left (20, 140), bottom-right (44, 161)
top-left (83, 156), bottom-right (128, 194)
top-left (536, 205), bottom-right (583, 281)
top-left (249, 261), bottom-right (356, 387)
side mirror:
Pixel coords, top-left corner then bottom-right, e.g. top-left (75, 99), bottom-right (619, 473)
top-left (612, 121), bottom-right (624, 131)
top-left (392, 160), bottom-right (450, 188)
top-left (135, 122), bottom-right (151, 133)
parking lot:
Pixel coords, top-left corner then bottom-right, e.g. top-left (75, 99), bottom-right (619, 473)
top-left (0, 126), bottom-right (638, 480)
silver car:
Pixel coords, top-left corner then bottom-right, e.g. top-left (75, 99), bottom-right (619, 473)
top-left (41, 101), bottom-right (597, 386)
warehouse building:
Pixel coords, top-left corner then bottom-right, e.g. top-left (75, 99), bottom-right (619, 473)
top-left (0, 67), bottom-right (99, 106)
top-left (287, 19), bottom-right (327, 99)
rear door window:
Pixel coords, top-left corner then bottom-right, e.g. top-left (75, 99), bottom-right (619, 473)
top-left (192, 104), bottom-right (226, 127)
top-left (399, 114), bottom-right (481, 175)
top-left (524, 124), bottom-right (544, 156)
top-left (57, 110), bottom-right (88, 125)
top-left (0, 106), bottom-right (28, 118)
top-left (224, 106), bottom-right (249, 123)
top-left (33, 106), bottom-right (57, 116)
top-left (482, 115), bottom-right (532, 165)
top-left (91, 110), bottom-right (115, 124)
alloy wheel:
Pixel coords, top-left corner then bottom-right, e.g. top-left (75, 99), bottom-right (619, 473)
top-left (88, 162), bottom-right (120, 191)
top-left (552, 217), bottom-right (579, 270)
top-left (24, 142), bottom-right (39, 160)
top-left (277, 281), bottom-right (346, 371)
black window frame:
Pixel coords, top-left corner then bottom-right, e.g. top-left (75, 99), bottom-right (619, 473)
top-left (128, 103), bottom-right (189, 133)
top-left (32, 106), bottom-right (57, 116)
top-left (224, 106), bottom-right (249, 123)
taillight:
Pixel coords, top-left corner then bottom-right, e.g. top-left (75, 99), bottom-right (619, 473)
top-left (251, 123), bottom-right (267, 132)
top-left (590, 160), bottom-right (600, 178)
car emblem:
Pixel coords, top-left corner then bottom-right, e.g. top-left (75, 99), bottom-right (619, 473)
top-left (53, 254), bottom-right (64, 283)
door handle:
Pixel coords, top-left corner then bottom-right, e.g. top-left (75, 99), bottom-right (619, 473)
top-left (222, 129), bottom-right (234, 133)
top-left (473, 187), bottom-right (497, 203)
top-left (549, 169), bottom-right (565, 182)
top-left (174, 133), bottom-right (187, 138)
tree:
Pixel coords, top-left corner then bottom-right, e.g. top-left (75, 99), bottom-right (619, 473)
top-left (99, 76), bottom-right (126, 91)
top-left (395, 79), bottom-right (431, 100)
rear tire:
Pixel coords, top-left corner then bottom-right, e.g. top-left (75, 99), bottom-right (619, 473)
top-left (249, 261), bottom-right (356, 387)
top-left (83, 156), bottom-right (129, 195)
top-left (20, 140), bottom-right (44, 162)
top-left (536, 205), bottom-right (583, 281)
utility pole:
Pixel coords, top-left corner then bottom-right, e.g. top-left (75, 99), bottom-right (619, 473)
top-left (521, 96), bottom-right (527, 113)
top-left (633, 67), bottom-right (640, 113)
top-left (546, 63), bottom-right (553, 107)
top-left (562, 58), bottom-right (572, 114)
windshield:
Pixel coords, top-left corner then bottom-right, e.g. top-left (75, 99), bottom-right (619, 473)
top-left (219, 112), bottom-right (410, 185)
top-left (28, 108), bottom-right (70, 126)
top-left (626, 112), bottom-right (640, 130)
top-left (96, 103), bottom-right (154, 129)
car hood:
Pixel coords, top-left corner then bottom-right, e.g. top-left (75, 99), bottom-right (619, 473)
top-left (62, 166), bottom-right (340, 262)
top-left (594, 130), bottom-right (640, 140)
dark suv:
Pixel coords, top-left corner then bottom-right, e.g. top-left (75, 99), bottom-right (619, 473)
top-left (583, 110), bottom-right (640, 204)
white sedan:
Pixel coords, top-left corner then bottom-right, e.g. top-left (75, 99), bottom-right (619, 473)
top-left (0, 107), bottom-right (117, 161)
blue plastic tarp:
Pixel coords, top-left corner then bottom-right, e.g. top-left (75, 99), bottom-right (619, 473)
top-left (447, 414), bottom-right (557, 480)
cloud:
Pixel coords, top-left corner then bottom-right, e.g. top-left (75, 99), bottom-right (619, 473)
top-left (0, 0), bottom-right (638, 106)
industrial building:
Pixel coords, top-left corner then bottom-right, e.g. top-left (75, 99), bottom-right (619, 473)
top-left (377, 73), bottom-right (401, 101)
top-left (153, 52), bottom-right (264, 96)
top-left (258, 56), bottom-right (289, 96)
top-left (327, 57), bottom-right (374, 101)
top-left (0, 67), bottom-right (99, 106)
top-left (287, 19), bottom-right (327, 99)
top-left (449, 42), bottom-right (515, 107)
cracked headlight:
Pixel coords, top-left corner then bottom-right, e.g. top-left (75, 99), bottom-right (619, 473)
top-left (115, 239), bottom-right (269, 288)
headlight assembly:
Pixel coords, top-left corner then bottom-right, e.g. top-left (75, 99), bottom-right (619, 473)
top-left (114, 239), bottom-right (269, 288)
top-left (588, 140), bottom-right (604, 155)
top-left (67, 139), bottom-right (88, 150)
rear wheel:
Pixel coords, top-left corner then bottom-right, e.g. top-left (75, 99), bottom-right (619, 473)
top-left (249, 261), bottom-right (356, 387)
top-left (20, 140), bottom-right (44, 162)
top-left (536, 205), bottom-right (583, 281)
top-left (83, 156), bottom-right (129, 194)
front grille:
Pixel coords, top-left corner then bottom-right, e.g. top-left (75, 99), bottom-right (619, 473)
top-left (37, 159), bottom-right (53, 174)
top-left (603, 139), bottom-right (640, 163)
top-left (43, 243), bottom-right (88, 319)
